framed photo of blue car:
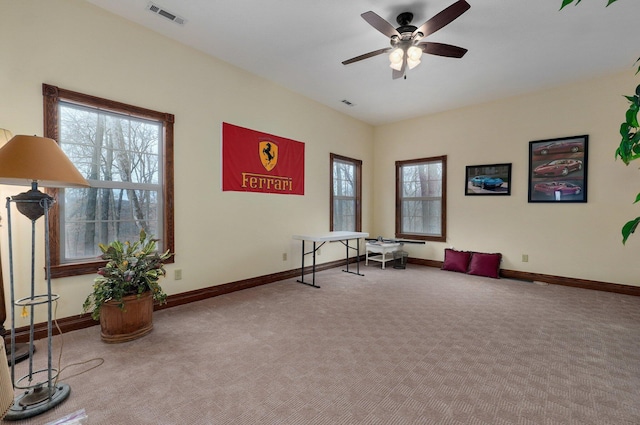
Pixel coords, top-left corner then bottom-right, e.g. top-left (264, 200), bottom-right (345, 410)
top-left (528, 135), bottom-right (588, 203)
top-left (465, 163), bottom-right (512, 196)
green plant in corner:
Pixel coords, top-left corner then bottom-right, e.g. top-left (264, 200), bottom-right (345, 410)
top-left (83, 229), bottom-right (172, 320)
top-left (561, 0), bottom-right (640, 243)
top-left (615, 74), bottom-right (640, 243)
top-left (560, 0), bottom-right (619, 8)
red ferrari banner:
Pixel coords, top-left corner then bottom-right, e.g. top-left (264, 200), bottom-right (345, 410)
top-left (222, 123), bottom-right (305, 195)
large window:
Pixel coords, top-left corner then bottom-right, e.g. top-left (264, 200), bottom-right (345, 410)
top-left (330, 153), bottom-right (362, 232)
top-left (43, 84), bottom-right (174, 278)
top-left (396, 156), bottom-right (446, 241)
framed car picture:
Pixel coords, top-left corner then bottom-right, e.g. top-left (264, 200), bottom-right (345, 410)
top-left (528, 135), bottom-right (588, 203)
top-left (465, 163), bottom-right (512, 196)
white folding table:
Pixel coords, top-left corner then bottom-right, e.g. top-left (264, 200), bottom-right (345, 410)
top-left (292, 231), bottom-right (369, 288)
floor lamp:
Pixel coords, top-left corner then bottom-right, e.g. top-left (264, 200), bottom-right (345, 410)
top-left (0, 129), bottom-right (31, 365)
top-left (0, 135), bottom-right (89, 420)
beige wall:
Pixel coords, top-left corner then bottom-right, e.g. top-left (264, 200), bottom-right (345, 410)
top-left (0, 0), bottom-right (373, 325)
top-left (1, 1), bottom-right (637, 327)
top-left (372, 71), bottom-right (640, 286)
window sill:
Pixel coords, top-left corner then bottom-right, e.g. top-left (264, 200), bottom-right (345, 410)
top-left (49, 256), bottom-right (174, 279)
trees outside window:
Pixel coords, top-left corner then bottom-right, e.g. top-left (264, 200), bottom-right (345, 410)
top-left (43, 84), bottom-right (174, 278)
top-left (396, 156), bottom-right (447, 241)
top-left (330, 154), bottom-right (362, 232)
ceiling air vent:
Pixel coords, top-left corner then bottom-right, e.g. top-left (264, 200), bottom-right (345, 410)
top-left (146, 2), bottom-right (186, 25)
top-left (341, 99), bottom-right (355, 107)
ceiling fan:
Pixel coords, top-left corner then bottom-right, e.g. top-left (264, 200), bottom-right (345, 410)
top-left (342, 0), bottom-right (471, 79)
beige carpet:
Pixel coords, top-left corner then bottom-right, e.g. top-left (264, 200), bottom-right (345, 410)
top-left (7, 265), bottom-right (640, 424)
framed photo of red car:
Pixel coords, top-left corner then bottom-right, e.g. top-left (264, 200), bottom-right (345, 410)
top-left (528, 135), bottom-right (588, 203)
top-left (465, 163), bottom-right (512, 196)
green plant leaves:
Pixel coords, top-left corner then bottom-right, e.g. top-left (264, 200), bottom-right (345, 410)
top-left (622, 217), bottom-right (640, 244)
top-left (613, 74), bottom-right (640, 243)
top-left (560, 0), bottom-right (618, 9)
top-left (627, 109), bottom-right (639, 128)
top-left (625, 86), bottom-right (640, 127)
top-left (616, 91), bottom-right (640, 166)
top-left (560, 0), bottom-right (576, 9)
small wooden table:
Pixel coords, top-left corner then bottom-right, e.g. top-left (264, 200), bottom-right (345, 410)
top-left (365, 242), bottom-right (401, 269)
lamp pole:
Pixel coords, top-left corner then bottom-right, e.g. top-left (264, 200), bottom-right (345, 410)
top-left (0, 210), bottom-right (31, 364)
top-left (0, 129), bottom-right (28, 363)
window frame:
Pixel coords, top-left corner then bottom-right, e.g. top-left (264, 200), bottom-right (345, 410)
top-left (395, 155), bottom-right (447, 242)
top-left (330, 153), bottom-right (362, 232)
top-left (43, 83), bottom-right (175, 278)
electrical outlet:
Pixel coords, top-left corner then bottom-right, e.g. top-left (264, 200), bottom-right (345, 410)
top-left (174, 269), bottom-right (182, 280)
top-left (282, 252), bottom-right (287, 261)
top-left (522, 254), bottom-right (529, 263)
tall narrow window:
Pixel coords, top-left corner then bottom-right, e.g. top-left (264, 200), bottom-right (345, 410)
top-left (396, 155), bottom-right (446, 241)
top-left (43, 84), bottom-right (174, 278)
top-left (330, 154), bottom-right (362, 232)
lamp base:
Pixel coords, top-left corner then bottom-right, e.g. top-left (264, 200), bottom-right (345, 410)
top-left (5, 342), bottom-right (32, 365)
top-left (3, 383), bottom-right (70, 421)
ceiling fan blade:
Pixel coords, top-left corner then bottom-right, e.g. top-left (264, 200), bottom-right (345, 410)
top-left (342, 47), bottom-right (391, 65)
top-left (412, 0), bottom-right (471, 39)
top-left (419, 42), bottom-right (468, 58)
top-left (392, 56), bottom-right (407, 80)
top-left (361, 11), bottom-right (400, 38)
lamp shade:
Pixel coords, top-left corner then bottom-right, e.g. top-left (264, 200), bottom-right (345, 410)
top-left (0, 135), bottom-right (89, 188)
top-left (0, 128), bottom-right (13, 147)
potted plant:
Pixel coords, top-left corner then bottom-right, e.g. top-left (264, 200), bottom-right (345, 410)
top-left (83, 229), bottom-right (171, 343)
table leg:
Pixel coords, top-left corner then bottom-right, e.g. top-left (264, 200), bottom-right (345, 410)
top-left (356, 240), bottom-right (361, 275)
top-left (300, 240), bottom-right (304, 282)
top-left (342, 238), bottom-right (364, 276)
top-left (344, 239), bottom-right (350, 273)
top-left (312, 241), bottom-right (317, 287)
top-left (296, 240), bottom-right (321, 288)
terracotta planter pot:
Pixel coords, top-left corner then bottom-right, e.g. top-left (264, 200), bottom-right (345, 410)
top-left (99, 292), bottom-right (154, 343)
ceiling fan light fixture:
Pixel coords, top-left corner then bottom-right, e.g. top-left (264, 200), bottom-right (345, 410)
top-left (389, 48), bottom-right (404, 70)
top-left (389, 48), bottom-right (403, 64)
top-left (407, 58), bottom-right (421, 70)
top-left (407, 45), bottom-right (423, 61)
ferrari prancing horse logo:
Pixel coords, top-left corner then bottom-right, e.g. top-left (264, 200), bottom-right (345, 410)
top-left (260, 141), bottom-right (278, 171)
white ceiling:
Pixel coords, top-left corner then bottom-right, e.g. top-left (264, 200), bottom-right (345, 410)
top-left (85, 0), bottom-right (640, 126)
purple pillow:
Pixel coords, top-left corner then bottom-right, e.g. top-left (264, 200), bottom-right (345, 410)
top-left (442, 249), bottom-right (472, 273)
top-left (467, 252), bottom-right (502, 279)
